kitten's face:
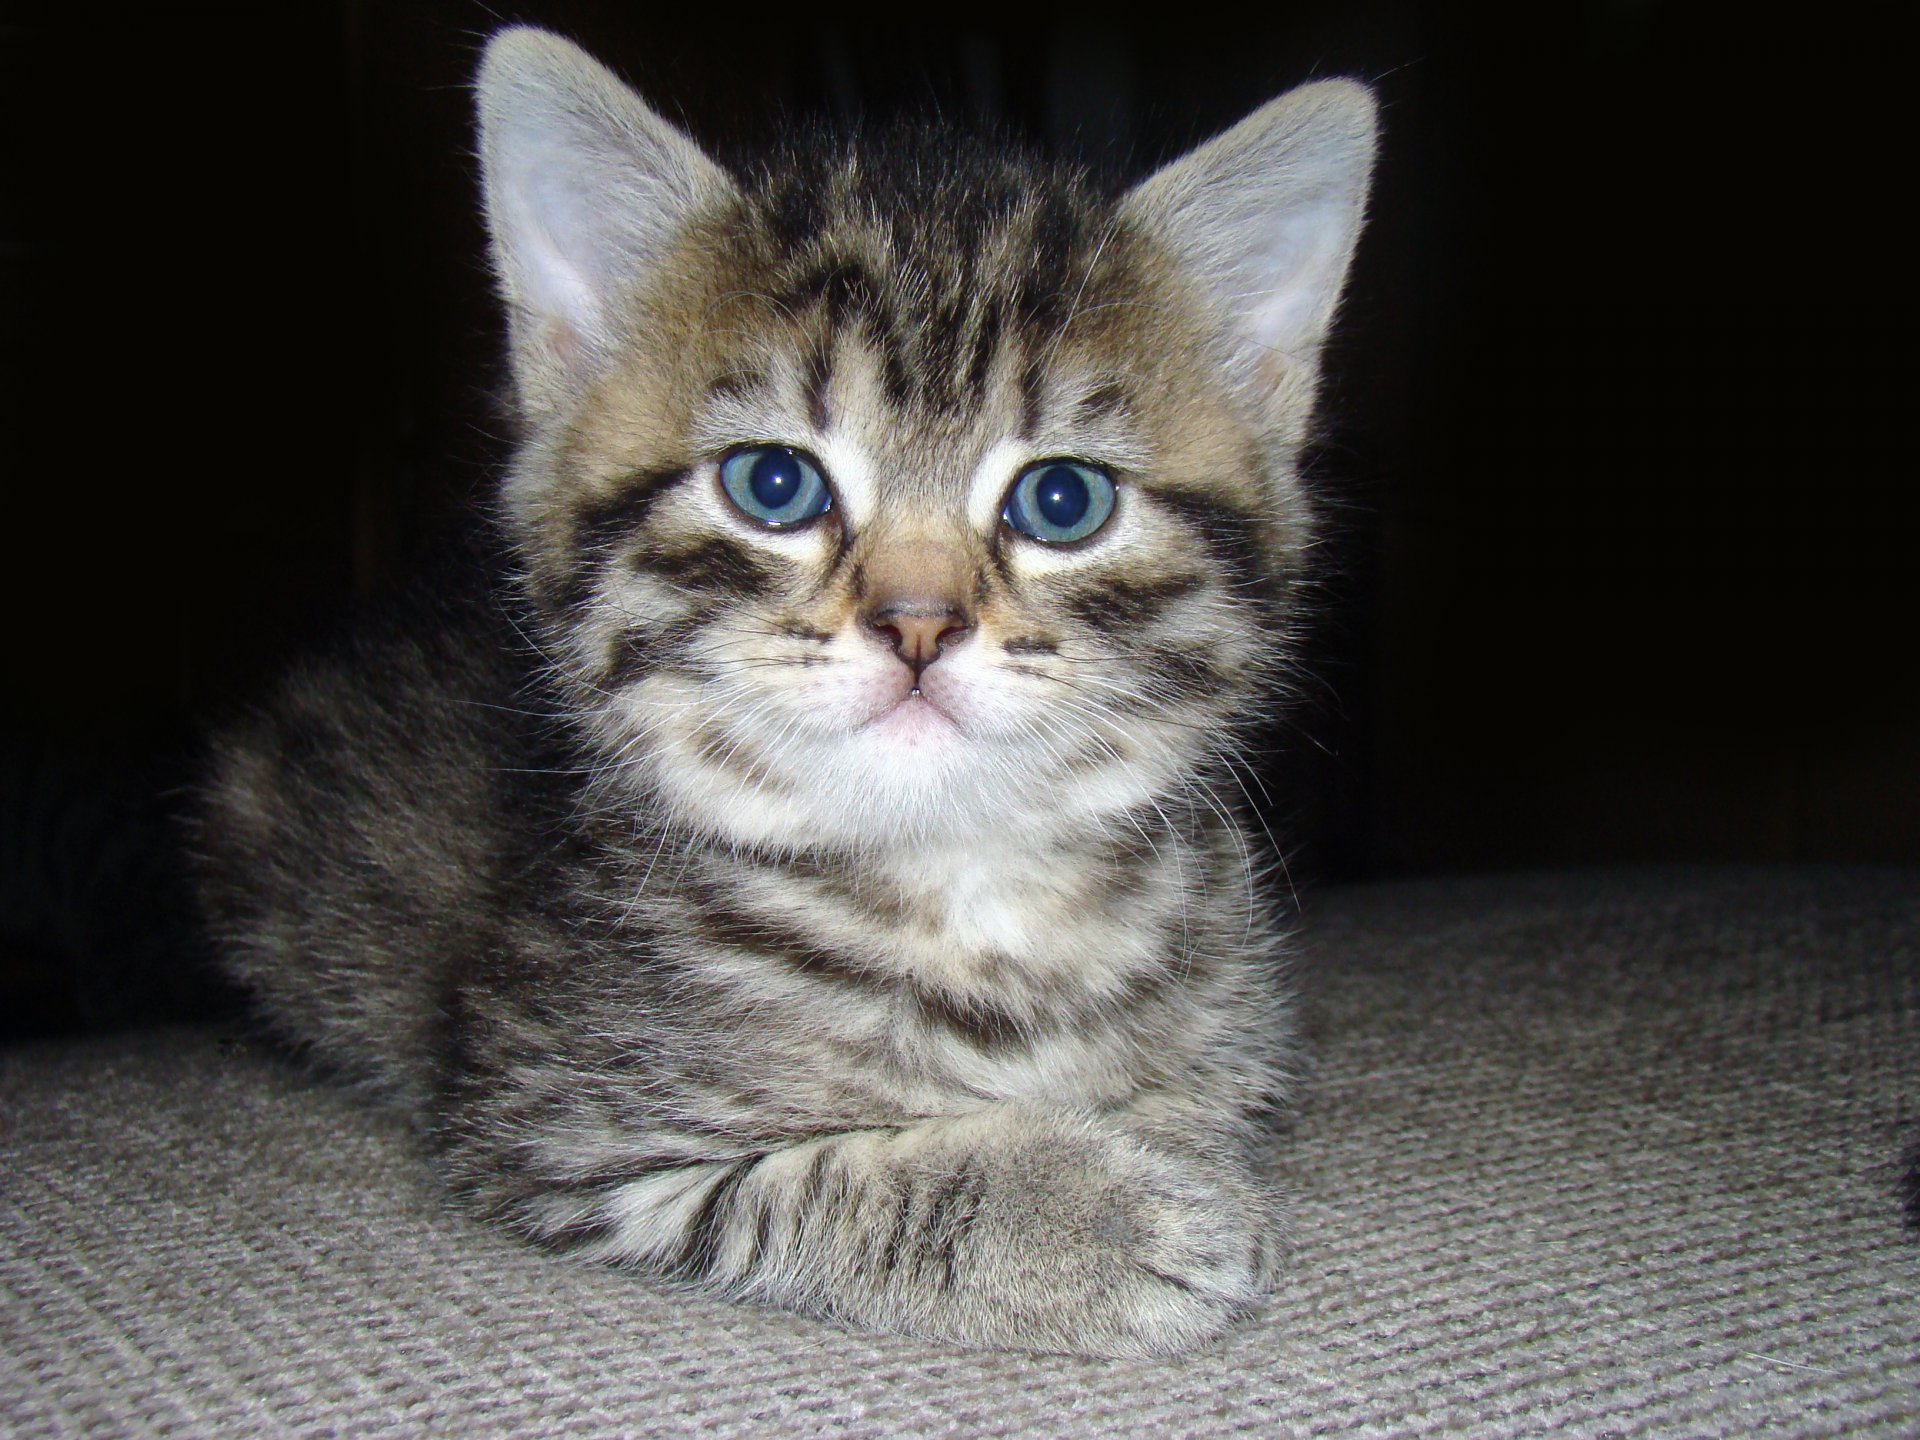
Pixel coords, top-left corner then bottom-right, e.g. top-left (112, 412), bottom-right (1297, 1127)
top-left (478, 32), bottom-right (1374, 849)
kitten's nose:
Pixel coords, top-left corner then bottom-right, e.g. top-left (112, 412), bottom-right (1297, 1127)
top-left (864, 600), bottom-right (972, 677)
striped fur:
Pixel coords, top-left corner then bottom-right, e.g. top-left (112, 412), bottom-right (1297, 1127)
top-left (191, 28), bottom-right (1377, 1357)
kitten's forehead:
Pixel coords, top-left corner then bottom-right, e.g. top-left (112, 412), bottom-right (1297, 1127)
top-left (733, 125), bottom-right (1130, 426)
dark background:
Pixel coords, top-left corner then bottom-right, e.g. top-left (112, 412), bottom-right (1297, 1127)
top-left (3, 2), bottom-right (1914, 1034)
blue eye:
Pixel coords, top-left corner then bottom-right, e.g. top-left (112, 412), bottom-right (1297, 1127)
top-left (719, 445), bottom-right (832, 527)
top-left (1002, 461), bottom-right (1117, 544)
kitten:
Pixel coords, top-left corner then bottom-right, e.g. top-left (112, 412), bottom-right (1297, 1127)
top-left (191, 27), bottom-right (1376, 1357)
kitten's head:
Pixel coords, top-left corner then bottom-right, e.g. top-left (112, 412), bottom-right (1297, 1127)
top-left (476, 28), bottom-right (1376, 850)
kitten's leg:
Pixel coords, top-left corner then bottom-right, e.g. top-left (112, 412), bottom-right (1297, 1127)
top-left (502, 1103), bottom-right (1280, 1358)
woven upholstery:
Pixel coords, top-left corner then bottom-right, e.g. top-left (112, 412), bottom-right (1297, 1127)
top-left (5, 868), bottom-right (1917, 1437)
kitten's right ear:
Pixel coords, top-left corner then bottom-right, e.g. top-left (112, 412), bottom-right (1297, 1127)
top-left (1120, 80), bottom-right (1377, 419)
top-left (476, 27), bottom-right (735, 418)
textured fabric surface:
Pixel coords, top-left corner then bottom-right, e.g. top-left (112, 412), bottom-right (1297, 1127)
top-left (4, 867), bottom-right (1917, 1437)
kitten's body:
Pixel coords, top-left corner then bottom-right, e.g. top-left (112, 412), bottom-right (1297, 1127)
top-left (193, 30), bottom-right (1375, 1356)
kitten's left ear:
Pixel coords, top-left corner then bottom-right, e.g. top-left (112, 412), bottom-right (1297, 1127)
top-left (1121, 80), bottom-right (1378, 402)
top-left (476, 27), bottom-right (737, 417)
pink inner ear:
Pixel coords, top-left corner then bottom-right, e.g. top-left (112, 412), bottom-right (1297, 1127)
top-left (509, 166), bottom-right (613, 331)
top-left (1244, 198), bottom-right (1362, 360)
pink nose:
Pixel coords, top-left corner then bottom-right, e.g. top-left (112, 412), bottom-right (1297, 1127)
top-left (865, 601), bottom-right (971, 675)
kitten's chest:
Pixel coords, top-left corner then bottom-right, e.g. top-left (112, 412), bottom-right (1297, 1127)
top-left (666, 835), bottom-right (1213, 1118)
top-left (828, 837), bottom-right (1179, 1006)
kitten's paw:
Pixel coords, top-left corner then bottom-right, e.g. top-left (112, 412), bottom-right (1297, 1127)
top-left (1074, 1142), bottom-right (1280, 1357)
top-left (920, 1111), bottom-right (1282, 1358)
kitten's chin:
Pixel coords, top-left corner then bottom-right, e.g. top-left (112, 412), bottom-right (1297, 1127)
top-left (861, 693), bottom-right (961, 747)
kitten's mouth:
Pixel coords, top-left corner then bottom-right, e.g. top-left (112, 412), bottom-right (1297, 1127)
top-left (867, 690), bottom-right (959, 739)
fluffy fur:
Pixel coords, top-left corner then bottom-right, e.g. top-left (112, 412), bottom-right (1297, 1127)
top-left (191, 27), bottom-right (1377, 1357)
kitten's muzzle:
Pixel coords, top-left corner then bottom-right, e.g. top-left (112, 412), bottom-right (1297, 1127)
top-left (862, 600), bottom-right (973, 680)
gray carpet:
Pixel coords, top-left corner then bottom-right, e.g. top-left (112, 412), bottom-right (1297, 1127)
top-left (5, 868), bottom-right (1917, 1437)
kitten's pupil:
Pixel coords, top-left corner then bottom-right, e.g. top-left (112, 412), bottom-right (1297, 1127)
top-left (1035, 466), bottom-right (1090, 530)
top-left (750, 449), bottom-right (806, 511)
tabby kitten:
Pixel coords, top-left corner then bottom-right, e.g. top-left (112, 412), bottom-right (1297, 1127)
top-left (192, 27), bottom-right (1376, 1357)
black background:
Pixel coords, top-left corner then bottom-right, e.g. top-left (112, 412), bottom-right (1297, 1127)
top-left (3, 3), bottom-right (1914, 1034)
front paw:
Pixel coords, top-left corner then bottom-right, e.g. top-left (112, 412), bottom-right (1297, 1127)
top-left (914, 1111), bottom-right (1282, 1357)
top-left (1077, 1143), bottom-right (1279, 1356)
